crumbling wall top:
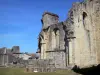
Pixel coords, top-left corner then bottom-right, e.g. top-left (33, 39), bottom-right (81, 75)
top-left (42, 12), bottom-right (59, 18)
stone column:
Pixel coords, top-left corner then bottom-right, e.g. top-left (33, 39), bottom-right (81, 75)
top-left (66, 45), bottom-right (69, 66)
top-left (41, 43), bottom-right (44, 59)
top-left (44, 43), bottom-right (46, 59)
top-left (2, 55), bottom-right (4, 65)
top-left (68, 40), bottom-right (73, 65)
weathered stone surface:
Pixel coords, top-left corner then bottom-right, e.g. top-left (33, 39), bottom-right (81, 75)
top-left (38, 0), bottom-right (100, 69)
top-left (41, 12), bottom-right (59, 29)
top-left (65, 0), bottom-right (100, 68)
top-left (0, 47), bottom-right (7, 65)
top-left (38, 16), bottom-right (66, 68)
top-left (0, 0), bottom-right (100, 70)
top-left (0, 46), bottom-right (21, 66)
top-left (25, 59), bottom-right (56, 72)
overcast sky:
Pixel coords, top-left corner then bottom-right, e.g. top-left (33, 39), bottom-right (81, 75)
top-left (0, 0), bottom-right (80, 53)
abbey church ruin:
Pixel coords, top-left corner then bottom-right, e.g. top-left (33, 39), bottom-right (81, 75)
top-left (0, 0), bottom-right (100, 72)
top-left (37, 0), bottom-right (100, 69)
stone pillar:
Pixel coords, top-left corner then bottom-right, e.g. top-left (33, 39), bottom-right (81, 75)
top-left (44, 43), bottom-right (46, 59)
top-left (66, 45), bottom-right (69, 66)
top-left (68, 40), bottom-right (73, 65)
top-left (41, 43), bottom-right (44, 59)
top-left (2, 55), bottom-right (4, 66)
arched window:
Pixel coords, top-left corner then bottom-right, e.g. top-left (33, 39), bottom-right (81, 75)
top-left (83, 12), bottom-right (87, 20)
top-left (52, 28), bottom-right (60, 50)
top-left (56, 30), bottom-right (60, 49)
top-left (52, 31), bottom-right (56, 50)
top-left (83, 12), bottom-right (87, 28)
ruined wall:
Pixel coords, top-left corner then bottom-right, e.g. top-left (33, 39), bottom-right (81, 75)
top-left (90, 0), bottom-right (100, 64)
top-left (47, 23), bottom-right (66, 68)
top-left (64, 0), bottom-right (100, 68)
top-left (38, 12), bottom-right (66, 68)
top-left (0, 46), bottom-right (21, 66)
top-left (0, 48), bottom-right (13, 66)
top-left (38, 0), bottom-right (100, 69)
top-left (26, 59), bottom-right (55, 72)
top-left (0, 47), bottom-right (8, 66)
top-left (41, 12), bottom-right (59, 29)
top-left (39, 12), bottom-right (60, 60)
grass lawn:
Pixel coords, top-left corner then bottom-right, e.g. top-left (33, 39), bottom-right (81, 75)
top-left (0, 68), bottom-right (80, 75)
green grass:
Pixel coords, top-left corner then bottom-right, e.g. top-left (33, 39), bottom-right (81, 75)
top-left (0, 68), bottom-right (80, 75)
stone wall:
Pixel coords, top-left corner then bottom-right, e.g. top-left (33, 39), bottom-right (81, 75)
top-left (0, 47), bottom-right (8, 66)
top-left (41, 12), bottom-right (59, 29)
top-left (91, 0), bottom-right (100, 64)
top-left (64, 0), bottom-right (100, 68)
top-left (25, 59), bottom-right (56, 72)
top-left (38, 0), bottom-right (100, 69)
top-left (0, 46), bottom-right (21, 66)
top-left (38, 16), bottom-right (67, 68)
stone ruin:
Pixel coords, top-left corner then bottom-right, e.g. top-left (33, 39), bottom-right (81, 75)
top-left (25, 59), bottom-right (56, 72)
top-left (0, 46), bottom-right (20, 67)
top-left (1, 0), bottom-right (100, 73)
top-left (37, 0), bottom-right (100, 70)
top-left (0, 46), bottom-right (56, 72)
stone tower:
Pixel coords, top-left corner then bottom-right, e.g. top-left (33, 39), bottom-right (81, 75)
top-left (12, 46), bottom-right (20, 53)
top-left (41, 12), bottom-right (59, 29)
top-left (12, 46), bottom-right (20, 58)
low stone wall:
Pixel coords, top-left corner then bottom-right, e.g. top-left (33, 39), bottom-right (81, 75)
top-left (25, 59), bottom-right (56, 72)
top-left (0, 58), bottom-right (66, 72)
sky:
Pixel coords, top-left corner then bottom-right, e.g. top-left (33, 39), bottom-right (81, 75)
top-left (0, 0), bottom-right (80, 53)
